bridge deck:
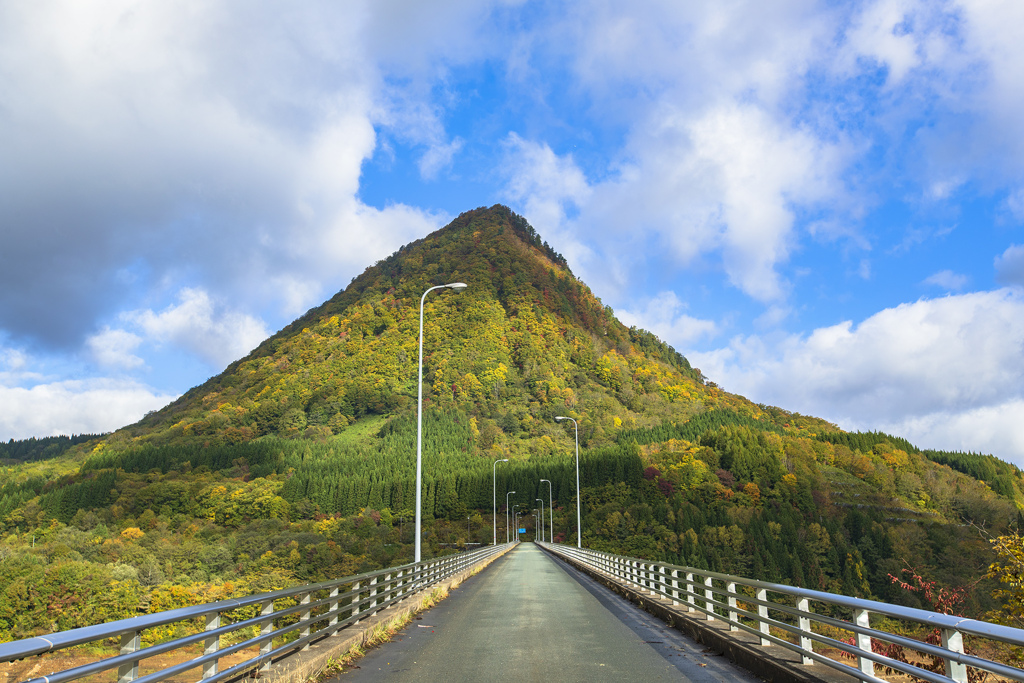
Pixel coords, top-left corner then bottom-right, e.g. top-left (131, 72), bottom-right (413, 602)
top-left (335, 543), bottom-right (761, 682)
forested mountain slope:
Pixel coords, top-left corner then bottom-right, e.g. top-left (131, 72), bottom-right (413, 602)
top-left (125, 203), bottom-right (722, 447)
top-left (2, 205), bottom-right (1022, 642)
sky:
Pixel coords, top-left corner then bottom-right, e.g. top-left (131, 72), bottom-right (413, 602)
top-left (2, 0), bottom-right (1024, 463)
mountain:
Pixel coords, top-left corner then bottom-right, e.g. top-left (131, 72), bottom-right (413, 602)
top-left (125, 203), bottom-right (723, 447)
top-left (2, 205), bottom-right (1022, 641)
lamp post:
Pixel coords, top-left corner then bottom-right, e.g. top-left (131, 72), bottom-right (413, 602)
top-left (555, 416), bottom-right (582, 548)
top-left (506, 491), bottom-right (516, 543)
top-left (514, 511), bottom-right (521, 541)
top-left (536, 498), bottom-right (544, 542)
top-left (540, 479), bottom-right (553, 544)
top-left (493, 458), bottom-right (508, 545)
top-left (415, 282), bottom-right (467, 563)
top-left (512, 505), bottom-right (520, 542)
top-left (467, 516), bottom-right (472, 545)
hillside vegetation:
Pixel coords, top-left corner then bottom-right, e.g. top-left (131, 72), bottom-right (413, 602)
top-left (2, 206), bottom-right (1023, 643)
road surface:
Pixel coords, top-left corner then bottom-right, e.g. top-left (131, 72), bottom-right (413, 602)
top-left (334, 543), bottom-right (762, 682)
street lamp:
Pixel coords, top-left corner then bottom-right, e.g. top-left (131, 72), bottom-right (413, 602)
top-left (540, 479), bottom-right (553, 544)
top-left (512, 505), bottom-right (520, 542)
top-left (555, 416), bottom-right (582, 548)
top-left (536, 498), bottom-right (544, 542)
top-left (416, 282), bottom-right (468, 563)
top-left (506, 491), bottom-right (516, 543)
top-left (493, 458), bottom-right (509, 545)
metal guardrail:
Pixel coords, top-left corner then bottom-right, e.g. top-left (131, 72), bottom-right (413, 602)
top-left (0, 543), bottom-right (512, 683)
top-left (541, 542), bottom-right (1024, 683)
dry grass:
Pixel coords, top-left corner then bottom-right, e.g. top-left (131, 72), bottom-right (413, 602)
top-left (307, 584), bottom-right (454, 681)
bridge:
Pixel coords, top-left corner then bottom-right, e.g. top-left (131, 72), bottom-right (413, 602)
top-left (3, 542), bottom-right (1024, 683)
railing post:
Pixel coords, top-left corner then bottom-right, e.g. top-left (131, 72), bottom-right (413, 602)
top-left (704, 576), bottom-right (715, 621)
top-left (260, 599), bottom-right (274, 673)
top-left (670, 569), bottom-right (679, 605)
top-left (757, 588), bottom-right (770, 646)
top-left (117, 630), bottom-right (140, 683)
top-left (369, 576), bottom-right (379, 616)
top-left (352, 581), bottom-right (362, 624)
top-left (941, 628), bottom-right (968, 682)
top-left (854, 609), bottom-right (873, 677)
top-left (203, 612), bottom-right (220, 679)
top-left (329, 586), bottom-right (340, 632)
top-left (299, 592), bottom-right (311, 651)
top-left (797, 597), bottom-right (813, 665)
top-left (686, 572), bottom-right (696, 612)
top-left (727, 582), bottom-right (738, 631)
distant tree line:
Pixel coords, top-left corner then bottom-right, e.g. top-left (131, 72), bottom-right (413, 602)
top-left (0, 434), bottom-right (103, 463)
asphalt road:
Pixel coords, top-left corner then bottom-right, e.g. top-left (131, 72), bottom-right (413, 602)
top-left (334, 543), bottom-right (763, 683)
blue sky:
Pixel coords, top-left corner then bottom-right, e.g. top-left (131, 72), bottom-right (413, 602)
top-left (2, 0), bottom-right (1024, 463)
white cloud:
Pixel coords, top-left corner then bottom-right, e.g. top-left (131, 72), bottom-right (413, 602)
top-left (755, 306), bottom-right (792, 329)
top-left (957, 0), bottom-right (1024, 162)
top-left (0, 378), bottom-right (176, 440)
top-left (86, 328), bottom-right (145, 370)
top-left (841, 0), bottom-right (928, 86)
top-left (0, 1), bottom-right (474, 347)
top-left (564, 0), bottom-right (830, 109)
top-left (0, 347), bottom-right (28, 374)
top-left (501, 106), bottom-right (850, 308)
top-left (491, 3), bottom-right (853, 307)
top-left (418, 137), bottom-right (464, 180)
top-left (616, 292), bottom-right (718, 346)
top-left (691, 289), bottom-right (1024, 463)
top-left (922, 269), bottom-right (968, 291)
top-left (1007, 189), bottom-right (1024, 221)
top-left (560, 103), bottom-right (847, 303)
top-left (0, 343), bottom-right (46, 388)
top-left (500, 0), bottom-right (1024, 316)
top-left (127, 288), bottom-right (269, 368)
top-left (875, 400), bottom-right (1024, 461)
top-left (502, 133), bottom-right (592, 232)
top-left (995, 244), bottom-right (1024, 287)
top-left (838, 0), bottom-right (1024, 186)
top-left (683, 105), bottom-right (841, 301)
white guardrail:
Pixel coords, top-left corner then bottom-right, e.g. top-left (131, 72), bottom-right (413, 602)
top-left (541, 542), bottom-right (1024, 683)
top-left (0, 543), bottom-right (512, 683)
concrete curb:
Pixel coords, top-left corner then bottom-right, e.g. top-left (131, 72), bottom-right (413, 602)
top-left (257, 545), bottom-right (515, 683)
top-left (541, 546), bottom-right (861, 683)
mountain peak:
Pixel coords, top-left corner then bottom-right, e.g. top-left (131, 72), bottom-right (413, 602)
top-left (127, 205), bottom-right (716, 447)
top-left (256, 205), bottom-right (587, 358)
